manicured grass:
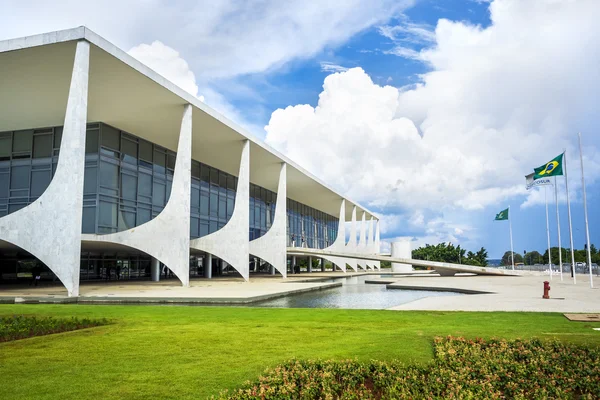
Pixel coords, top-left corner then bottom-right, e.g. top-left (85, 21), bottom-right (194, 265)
top-left (0, 305), bottom-right (599, 399)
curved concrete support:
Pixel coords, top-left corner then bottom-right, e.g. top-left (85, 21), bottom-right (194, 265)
top-left (82, 104), bottom-right (193, 286)
top-left (321, 199), bottom-right (347, 272)
top-left (250, 163), bottom-right (287, 278)
top-left (0, 40), bottom-right (90, 297)
top-left (357, 212), bottom-right (367, 270)
top-left (190, 140), bottom-right (250, 280)
top-left (343, 205), bottom-right (358, 272)
top-left (373, 219), bottom-right (381, 271)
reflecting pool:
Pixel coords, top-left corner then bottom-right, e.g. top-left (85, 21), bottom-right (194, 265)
top-left (251, 276), bottom-right (464, 310)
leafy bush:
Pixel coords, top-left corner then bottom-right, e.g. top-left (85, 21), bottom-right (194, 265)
top-left (0, 315), bottom-right (109, 342)
top-left (217, 337), bottom-right (600, 399)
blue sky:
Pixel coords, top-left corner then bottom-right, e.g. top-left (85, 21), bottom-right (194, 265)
top-left (1, 0), bottom-right (598, 258)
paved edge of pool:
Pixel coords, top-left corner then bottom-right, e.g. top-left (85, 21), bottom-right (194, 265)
top-left (0, 282), bottom-right (343, 306)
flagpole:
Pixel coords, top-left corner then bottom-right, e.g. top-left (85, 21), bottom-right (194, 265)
top-left (564, 150), bottom-right (576, 284)
top-left (578, 133), bottom-right (593, 288)
top-left (509, 205), bottom-right (515, 271)
top-left (554, 176), bottom-right (563, 281)
top-left (545, 186), bottom-right (552, 280)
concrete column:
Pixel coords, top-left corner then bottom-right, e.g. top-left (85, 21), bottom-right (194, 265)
top-left (205, 253), bottom-right (212, 279)
top-left (190, 140), bottom-right (250, 280)
top-left (249, 163), bottom-right (287, 277)
top-left (221, 259), bottom-right (226, 274)
top-left (308, 256), bottom-right (313, 273)
top-left (270, 265), bottom-right (275, 275)
top-left (292, 256), bottom-right (297, 274)
top-left (81, 103), bottom-right (193, 287)
top-left (392, 241), bottom-right (412, 272)
top-left (0, 40), bottom-right (90, 297)
top-left (151, 258), bottom-right (161, 281)
top-left (344, 206), bottom-right (358, 272)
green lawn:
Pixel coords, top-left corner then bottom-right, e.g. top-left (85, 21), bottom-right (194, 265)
top-left (0, 305), bottom-right (599, 399)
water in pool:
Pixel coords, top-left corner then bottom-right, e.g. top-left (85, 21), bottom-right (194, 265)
top-left (251, 276), bottom-right (464, 310)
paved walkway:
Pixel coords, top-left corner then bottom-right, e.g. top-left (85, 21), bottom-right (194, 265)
top-left (384, 274), bottom-right (600, 312)
top-left (0, 276), bottom-right (341, 304)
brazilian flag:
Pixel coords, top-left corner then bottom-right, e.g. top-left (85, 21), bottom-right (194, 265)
top-left (495, 208), bottom-right (509, 221)
top-left (533, 153), bottom-right (564, 179)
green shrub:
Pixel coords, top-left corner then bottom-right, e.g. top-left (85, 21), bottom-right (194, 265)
top-left (217, 337), bottom-right (600, 399)
top-left (0, 315), bottom-right (109, 342)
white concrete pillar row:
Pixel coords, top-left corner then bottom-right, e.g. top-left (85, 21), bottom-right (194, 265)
top-left (373, 219), bottom-right (381, 271)
top-left (366, 217), bottom-right (374, 270)
top-left (321, 199), bottom-right (348, 272)
top-left (0, 40), bottom-right (90, 297)
top-left (190, 140), bottom-right (250, 280)
top-left (82, 103), bottom-right (193, 286)
top-left (308, 256), bottom-right (313, 273)
top-left (343, 206), bottom-right (358, 272)
top-left (249, 163), bottom-right (287, 278)
top-left (357, 212), bottom-right (368, 271)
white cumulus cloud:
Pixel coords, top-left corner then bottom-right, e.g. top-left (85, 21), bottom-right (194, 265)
top-left (265, 0), bottom-right (600, 242)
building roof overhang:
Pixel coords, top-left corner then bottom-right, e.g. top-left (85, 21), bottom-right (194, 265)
top-left (0, 27), bottom-right (377, 221)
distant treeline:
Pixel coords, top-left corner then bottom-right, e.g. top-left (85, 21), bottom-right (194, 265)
top-left (411, 243), bottom-right (488, 267)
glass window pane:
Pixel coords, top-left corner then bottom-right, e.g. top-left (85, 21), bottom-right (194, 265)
top-left (191, 162), bottom-right (200, 179)
top-left (99, 161), bottom-right (118, 188)
top-left (190, 217), bottom-right (199, 238)
top-left (10, 165), bottom-right (29, 190)
top-left (200, 164), bottom-right (210, 183)
top-left (227, 176), bottom-right (236, 191)
top-left (13, 130), bottom-right (33, 153)
top-left (138, 172), bottom-right (152, 197)
top-left (218, 198), bottom-right (226, 219)
top-left (219, 172), bottom-right (226, 188)
top-left (167, 153), bottom-right (176, 170)
top-left (31, 169), bottom-right (52, 197)
top-left (0, 135), bottom-right (11, 160)
top-left (85, 129), bottom-right (99, 154)
top-left (121, 174), bottom-right (137, 200)
top-left (139, 140), bottom-right (152, 162)
top-left (121, 139), bottom-right (137, 164)
top-left (200, 193), bottom-right (209, 216)
top-left (33, 135), bottom-right (52, 159)
top-left (153, 150), bottom-right (165, 174)
top-left (84, 166), bottom-right (97, 194)
top-left (227, 197), bottom-right (234, 218)
top-left (210, 168), bottom-right (218, 185)
top-left (99, 201), bottom-right (117, 227)
top-left (191, 187), bottom-right (200, 209)
top-left (54, 127), bottom-right (62, 149)
top-left (82, 207), bottom-right (96, 233)
top-left (209, 221), bottom-right (218, 234)
top-left (137, 208), bottom-right (151, 225)
top-left (209, 192), bottom-right (218, 216)
top-left (119, 210), bottom-right (136, 230)
top-left (152, 182), bottom-right (165, 206)
top-left (101, 125), bottom-right (120, 150)
top-left (200, 222), bottom-right (209, 237)
top-left (0, 173), bottom-right (8, 198)
top-left (9, 203), bottom-right (26, 214)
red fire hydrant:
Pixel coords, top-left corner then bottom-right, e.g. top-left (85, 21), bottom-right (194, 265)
top-left (543, 281), bottom-right (551, 299)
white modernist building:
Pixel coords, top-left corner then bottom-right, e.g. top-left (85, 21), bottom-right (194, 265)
top-left (0, 27), bottom-right (381, 296)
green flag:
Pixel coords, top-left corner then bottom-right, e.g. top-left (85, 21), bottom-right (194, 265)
top-left (533, 153), bottom-right (564, 179)
top-left (495, 208), bottom-right (509, 221)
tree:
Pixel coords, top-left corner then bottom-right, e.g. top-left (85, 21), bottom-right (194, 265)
top-left (501, 251), bottom-right (523, 266)
top-left (524, 251), bottom-right (542, 265)
top-left (412, 243), bottom-right (487, 266)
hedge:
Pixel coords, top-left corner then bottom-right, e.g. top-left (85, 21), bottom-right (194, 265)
top-left (218, 336), bottom-right (600, 399)
top-left (0, 315), bottom-right (109, 342)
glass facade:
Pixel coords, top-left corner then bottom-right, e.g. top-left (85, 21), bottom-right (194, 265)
top-left (249, 183), bottom-right (276, 240)
top-left (287, 199), bottom-right (338, 249)
top-left (0, 127), bottom-right (61, 217)
top-left (0, 122), bottom-right (340, 281)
